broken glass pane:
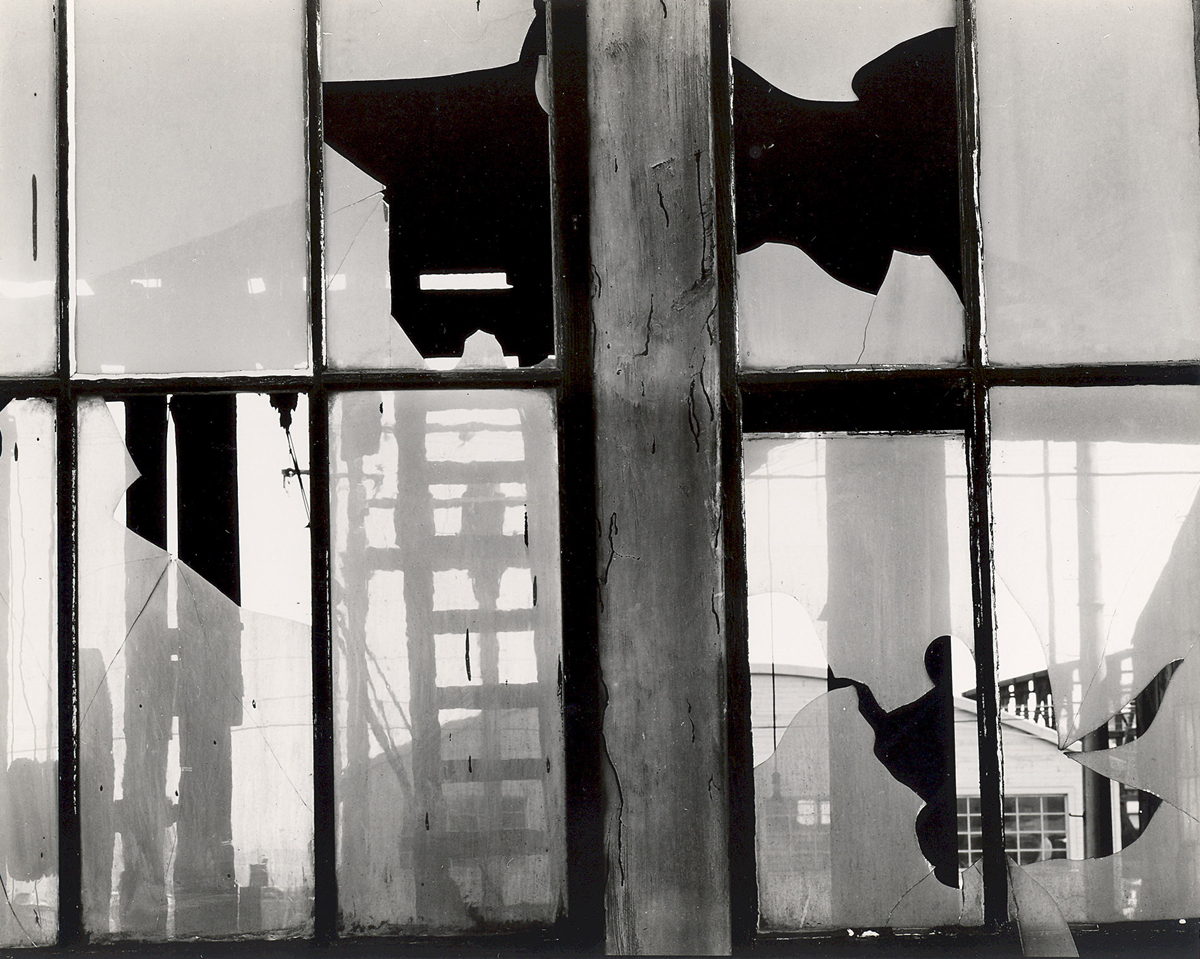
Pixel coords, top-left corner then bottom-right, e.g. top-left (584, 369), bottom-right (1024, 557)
top-left (744, 433), bottom-right (979, 929)
top-left (331, 389), bottom-right (565, 933)
top-left (0, 398), bottom-right (57, 946)
top-left (321, 0), bottom-right (555, 370)
top-left (73, 1), bottom-right (308, 375)
top-left (0, 0), bottom-right (57, 374)
top-left (991, 385), bottom-right (1200, 922)
top-left (977, 0), bottom-right (1200, 363)
top-left (732, 0), bottom-right (964, 369)
top-left (78, 395), bottom-right (313, 939)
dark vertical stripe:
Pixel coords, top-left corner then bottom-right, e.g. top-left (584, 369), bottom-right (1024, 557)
top-left (711, 0), bottom-right (757, 948)
top-left (306, 0), bottom-right (337, 942)
top-left (123, 398), bottom-right (169, 549)
top-left (549, 0), bottom-right (603, 949)
top-left (958, 0), bottom-right (1008, 928)
top-left (56, 0), bottom-right (82, 945)
top-left (32, 174), bottom-right (38, 262)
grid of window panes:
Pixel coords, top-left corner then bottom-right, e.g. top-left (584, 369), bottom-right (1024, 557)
top-left (735, 0), bottom-right (1200, 941)
top-left (0, 0), bottom-right (570, 948)
top-left (957, 796), bottom-right (1068, 869)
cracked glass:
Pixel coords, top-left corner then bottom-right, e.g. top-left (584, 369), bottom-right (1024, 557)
top-left (321, 0), bottom-right (556, 371)
top-left (732, 0), bottom-right (965, 369)
top-left (0, 399), bottom-right (57, 946)
top-left (991, 385), bottom-right (1200, 923)
top-left (78, 395), bottom-right (313, 939)
top-left (0, 0), bottom-right (57, 375)
top-left (73, 0), bottom-right (309, 375)
top-left (331, 389), bottom-right (565, 933)
top-left (744, 432), bottom-right (980, 929)
top-left (977, 0), bottom-right (1200, 363)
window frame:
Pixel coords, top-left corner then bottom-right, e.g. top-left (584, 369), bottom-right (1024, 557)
top-left (0, 0), bottom-right (602, 952)
top-left (713, 0), bottom-right (1200, 952)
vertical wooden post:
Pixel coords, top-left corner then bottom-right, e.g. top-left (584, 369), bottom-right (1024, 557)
top-left (588, 0), bottom-right (730, 953)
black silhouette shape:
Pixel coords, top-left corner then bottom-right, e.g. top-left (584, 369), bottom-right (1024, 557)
top-left (323, 15), bottom-right (959, 364)
top-left (323, 4), bottom-right (552, 366)
top-left (828, 635), bottom-right (958, 887)
top-left (735, 28), bottom-right (962, 298)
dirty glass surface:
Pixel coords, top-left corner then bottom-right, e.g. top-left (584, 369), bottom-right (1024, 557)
top-left (78, 395), bottom-right (313, 939)
top-left (732, 0), bottom-right (964, 369)
top-left (0, 0), bottom-right (57, 374)
top-left (0, 399), bottom-right (57, 946)
top-left (73, 0), bottom-right (308, 375)
top-left (977, 0), bottom-right (1200, 363)
top-left (321, 0), bottom-right (555, 371)
top-left (331, 389), bottom-right (565, 933)
top-left (991, 386), bottom-right (1200, 923)
top-left (743, 433), bottom-right (980, 929)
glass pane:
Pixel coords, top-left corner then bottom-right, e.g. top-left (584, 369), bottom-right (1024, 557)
top-left (322, 0), bottom-right (555, 371)
top-left (73, 1), bottom-right (308, 375)
top-left (978, 0), bottom-right (1200, 363)
top-left (0, 0), bottom-right (57, 374)
top-left (732, 0), bottom-right (964, 368)
top-left (992, 386), bottom-right (1200, 921)
top-left (744, 433), bottom-right (979, 929)
top-left (0, 399), bottom-right (57, 945)
top-left (79, 394), bottom-right (313, 939)
top-left (331, 389), bottom-right (565, 933)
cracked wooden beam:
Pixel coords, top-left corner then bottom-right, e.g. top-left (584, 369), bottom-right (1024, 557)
top-left (588, 0), bottom-right (730, 953)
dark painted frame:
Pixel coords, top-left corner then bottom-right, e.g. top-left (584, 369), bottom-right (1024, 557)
top-left (714, 0), bottom-right (1200, 954)
top-left (0, 0), bottom-right (601, 954)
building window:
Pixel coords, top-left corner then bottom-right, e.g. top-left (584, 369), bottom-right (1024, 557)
top-left (958, 795), bottom-right (1069, 870)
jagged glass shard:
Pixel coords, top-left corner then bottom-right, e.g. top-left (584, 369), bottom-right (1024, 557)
top-left (991, 387), bottom-right (1200, 746)
top-left (73, 1), bottom-right (308, 374)
top-left (1023, 801), bottom-right (1200, 922)
top-left (991, 385), bottom-right (1200, 923)
top-left (0, 1), bottom-right (57, 374)
top-left (331, 390), bottom-right (565, 933)
top-left (732, 0), bottom-right (964, 368)
top-left (977, 0), bottom-right (1200, 363)
top-left (322, 0), bottom-right (554, 371)
top-left (745, 433), bottom-right (979, 929)
top-left (0, 399), bottom-right (57, 945)
top-left (1071, 646), bottom-right (1199, 822)
top-left (1008, 860), bottom-right (1078, 958)
top-left (78, 398), bottom-right (313, 939)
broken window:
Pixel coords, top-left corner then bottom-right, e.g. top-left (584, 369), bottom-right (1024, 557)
top-left (321, 0), bottom-right (555, 370)
top-left (991, 386), bottom-right (1200, 924)
top-left (78, 395), bottom-right (313, 939)
top-left (330, 389), bottom-right (565, 933)
top-left (732, 0), bottom-right (965, 368)
top-left (744, 432), bottom-right (981, 929)
top-left (731, 0), bottom-right (1200, 951)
